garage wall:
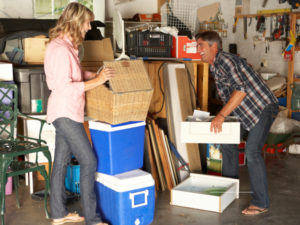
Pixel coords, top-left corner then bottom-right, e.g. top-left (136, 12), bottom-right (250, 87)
top-left (1, 0), bottom-right (299, 76)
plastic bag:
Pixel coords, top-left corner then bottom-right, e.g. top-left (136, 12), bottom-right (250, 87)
top-left (270, 117), bottom-right (300, 134)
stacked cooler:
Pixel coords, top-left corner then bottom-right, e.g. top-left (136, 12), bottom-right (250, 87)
top-left (88, 121), bottom-right (155, 225)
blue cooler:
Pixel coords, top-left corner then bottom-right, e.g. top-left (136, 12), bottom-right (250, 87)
top-left (89, 121), bottom-right (145, 175)
top-left (95, 169), bottom-right (155, 225)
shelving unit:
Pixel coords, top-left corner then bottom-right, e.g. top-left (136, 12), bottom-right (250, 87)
top-left (287, 13), bottom-right (300, 118)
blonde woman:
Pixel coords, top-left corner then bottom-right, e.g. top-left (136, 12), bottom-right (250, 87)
top-left (44, 2), bottom-right (113, 225)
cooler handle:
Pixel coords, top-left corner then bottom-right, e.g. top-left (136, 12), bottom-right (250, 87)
top-left (129, 190), bottom-right (149, 208)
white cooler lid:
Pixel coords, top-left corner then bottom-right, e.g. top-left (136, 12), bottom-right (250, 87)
top-left (95, 169), bottom-right (154, 192)
top-left (89, 120), bottom-right (145, 132)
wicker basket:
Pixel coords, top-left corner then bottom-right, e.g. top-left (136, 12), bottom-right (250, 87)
top-left (86, 60), bottom-right (153, 124)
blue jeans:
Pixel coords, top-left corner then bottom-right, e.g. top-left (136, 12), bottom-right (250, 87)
top-left (51, 118), bottom-right (102, 225)
top-left (222, 103), bottom-right (279, 208)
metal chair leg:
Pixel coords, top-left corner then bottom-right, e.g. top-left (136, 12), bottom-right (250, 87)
top-left (39, 168), bottom-right (50, 219)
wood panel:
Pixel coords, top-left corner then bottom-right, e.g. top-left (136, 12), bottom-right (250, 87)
top-left (144, 61), bottom-right (209, 118)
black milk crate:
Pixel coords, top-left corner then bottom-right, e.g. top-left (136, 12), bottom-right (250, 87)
top-left (126, 31), bottom-right (172, 57)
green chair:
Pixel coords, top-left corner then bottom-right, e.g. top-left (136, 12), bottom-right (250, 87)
top-left (0, 82), bottom-right (52, 225)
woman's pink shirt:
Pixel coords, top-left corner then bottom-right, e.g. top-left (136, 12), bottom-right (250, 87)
top-left (44, 36), bottom-right (92, 123)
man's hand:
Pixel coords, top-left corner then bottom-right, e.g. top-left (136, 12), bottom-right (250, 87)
top-left (210, 114), bottom-right (225, 133)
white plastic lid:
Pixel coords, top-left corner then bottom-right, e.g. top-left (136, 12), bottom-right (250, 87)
top-left (89, 120), bottom-right (145, 132)
top-left (95, 169), bottom-right (154, 192)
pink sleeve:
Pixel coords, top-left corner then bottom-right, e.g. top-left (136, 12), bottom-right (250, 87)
top-left (45, 45), bottom-right (84, 97)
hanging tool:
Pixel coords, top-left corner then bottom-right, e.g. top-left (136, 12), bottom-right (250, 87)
top-left (256, 16), bottom-right (266, 33)
top-left (262, 0), bottom-right (269, 7)
top-left (248, 17), bottom-right (253, 26)
top-left (270, 16), bottom-right (274, 41)
top-left (243, 17), bottom-right (248, 40)
top-left (232, 16), bottom-right (239, 33)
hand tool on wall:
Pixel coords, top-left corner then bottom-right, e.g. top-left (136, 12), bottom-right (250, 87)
top-left (232, 16), bottom-right (239, 33)
top-left (262, 0), bottom-right (269, 7)
top-left (256, 16), bottom-right (266, 33)
top-left (243, 17), bottom-right (247, 39)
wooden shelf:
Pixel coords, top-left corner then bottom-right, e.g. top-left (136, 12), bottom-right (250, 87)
top-left (237, 11), bottom-right (300, 19)
top-left (295, 46), bottom-right (300, 51)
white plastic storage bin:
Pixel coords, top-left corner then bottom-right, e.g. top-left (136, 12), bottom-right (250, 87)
top-left (95, 169), bottom-right (155, 225)
top-left (171, 173), bottom-right (239, 213)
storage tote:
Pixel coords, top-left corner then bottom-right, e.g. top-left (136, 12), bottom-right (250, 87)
top-left (13, 66), bottom-right (50, 114)
top-left (65, 164), bottom-right (80, 194)
top-left (89, 120), bottom-right (145, 175)
top-left (85, 60), bottom-right (153, 124)
top-left (95, 169), bottom-right (155, 225)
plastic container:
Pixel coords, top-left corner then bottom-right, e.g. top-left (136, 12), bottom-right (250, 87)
top-left (126, 31), bottom-right (172, 57)
top-left (65, 164), bottom-right (80, 194)
top-left (95, 169), bottom-right (155, 225)
top-left (89, 121), bottom-right (145, 175)
top-left (13, 66), bottom-right (50, 114)
top-left (291, 83), bottom-right (300, 110)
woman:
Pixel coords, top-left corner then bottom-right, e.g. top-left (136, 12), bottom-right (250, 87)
top-left (44, 2), bottom-right (114, 225)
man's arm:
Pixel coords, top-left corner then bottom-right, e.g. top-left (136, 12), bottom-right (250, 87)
top-left (211, 90), bottom-right (246, 133)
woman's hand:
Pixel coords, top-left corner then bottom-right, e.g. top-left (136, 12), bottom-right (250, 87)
top-left (96, 67), bottom-right (115, 84)
top-left (84, 67), bottom-right (115, 91)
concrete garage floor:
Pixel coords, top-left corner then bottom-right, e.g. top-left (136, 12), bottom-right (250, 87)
top-left (4, 153), bottom-right (300, 225)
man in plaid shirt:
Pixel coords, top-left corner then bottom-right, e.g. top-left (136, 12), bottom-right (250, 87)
top-left (196, 31), bottom-right (278, 215)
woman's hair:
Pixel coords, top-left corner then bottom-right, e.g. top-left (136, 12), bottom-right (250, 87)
top-left (48, 2), bottom-right (94, 48)
top-left (195, 31), bottom-right (223, 51)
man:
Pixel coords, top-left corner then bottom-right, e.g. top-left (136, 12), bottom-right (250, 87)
top-left (196, 31), bottom-right (278, 215)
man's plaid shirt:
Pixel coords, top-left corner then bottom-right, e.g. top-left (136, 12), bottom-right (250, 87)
top-left (210, 51), bottom-right (278, 131)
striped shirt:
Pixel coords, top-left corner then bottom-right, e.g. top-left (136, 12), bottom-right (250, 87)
top-left (210, 51), bottom-right (278, 131)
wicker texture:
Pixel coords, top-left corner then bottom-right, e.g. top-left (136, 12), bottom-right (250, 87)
top-left (86, 60), bottom-right (153, 124)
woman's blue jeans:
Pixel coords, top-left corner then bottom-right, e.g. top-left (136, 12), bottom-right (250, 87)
top-left (51, 117), bottom-right (102, 225)
top-left (221, 103), bottom-right (279, 208)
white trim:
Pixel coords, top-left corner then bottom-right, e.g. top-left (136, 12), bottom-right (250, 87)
top-left (89, 120), bottom-right (145, 132)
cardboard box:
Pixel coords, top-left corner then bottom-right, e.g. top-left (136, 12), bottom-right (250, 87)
top-left (0, 62), bottom-right (13, 81)
top-left (81, 38), bottom-right (114, 72)
top-left (181, 116), bottom-right (240, 144)
top-left (171, 36), bottom-right (201, 59)
top-left (24, 37), bottom-right (48, 64)
top-left (95, 169), bottom-right (155, 225)
top-left (81, 38), bottom-right (114, 62)
top-left (86, 60), bottom-right (153, 124)
top-left (170, 173), bottom-right (239, 213)
top-left (23, 37), bottom-right (114, 66)
top-left (89, 120), bottom-right (145, 175)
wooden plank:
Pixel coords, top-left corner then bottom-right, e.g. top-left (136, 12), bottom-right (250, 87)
top-left (196, 63), bottom-right (209, 111)
top-left (147, 120), bottom-right (166, 191)
top-left (146, 61), bottom-right (166, 118)
top-left (145, 128), bottom-right (160, 192)
top-left (176, 68), bottom-right (202, 173)
top-left (164, 133), bottom-right (179, 185)
top-left (151, 119), bottom-right (174, 190)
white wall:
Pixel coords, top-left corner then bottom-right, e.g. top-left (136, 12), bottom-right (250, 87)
top-left (0, 0), bottom-right (33, 18)
top-left (234, 0), bottom-right (300, 75)
top-left (105, 0), bottom-right (157, 19)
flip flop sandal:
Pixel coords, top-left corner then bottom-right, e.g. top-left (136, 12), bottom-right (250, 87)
top-left (52, 212), bottom-right (84, 225)
top-left (242, 207), bottom-right (268, 216)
